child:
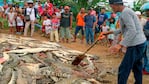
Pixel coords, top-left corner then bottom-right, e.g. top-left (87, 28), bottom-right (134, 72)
top-left (101, 21), bottom-right (109, 32)
top-left (42, 15), bottom-right (52, 37)
top-left (7, 8), bottom-right (16, 34)
top-left (108, 17), bottom-right (116, 45)
top-left (16, 12), bottom-right (24, 35)
top-left (84, 8), bottom-right (96, 44)
top-left (100, 21), bottom-right (110, 46)
top-left (51, 13), bottom-right (60, 42)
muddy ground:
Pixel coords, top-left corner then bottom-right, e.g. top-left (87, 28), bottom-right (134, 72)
top-left (0, 29), bottom-right (149, 84)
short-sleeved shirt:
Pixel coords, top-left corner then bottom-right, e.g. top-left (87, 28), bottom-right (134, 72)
top-left (43, 19), bottom-right (52, 34)
top-left (97, 13), bottom-right (108, 26)
top-left (84, 15), bottom-right (96, 28)
top-left (8, 12), bottom-right (16, 26)
top-left (8, 12), bottom-right (15, 21)
top-left (60, 12), bottom-right (72, 28)
top-left (55, 12), bottom-right (61, 18)
top-left (43, 19), bottom-right (52, 29)
top-left (51, 18), bottom-right (60, 30)
top-left (76, 13), bottom-right (86, 26)
top-left (16, 16), bottom-right (23, 26)
top-left (102, 26), bottom-right (109, 32)
top-left (26, 7), bottom-right (36, 21)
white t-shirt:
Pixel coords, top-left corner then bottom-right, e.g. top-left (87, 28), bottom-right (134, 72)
top-left (43, 19), bottom-right (52, 34)
top-left (60, 9), bottom-right (64, 13)
top-left (7, 12), bottom-right (16, 26)
top-left (16, 16), bottom-right (23, 26)
top-left (26, 7), bottom-right (36, 21)
top-left (102, 25), bottom-right (109, 32)
top-left (55, 12), bottom-right (61, 18)
top-left (8, 12), bottom-right (15, 21)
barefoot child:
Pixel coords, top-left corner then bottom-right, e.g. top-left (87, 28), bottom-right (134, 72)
top-left (16, 12), bottom-right (24, 35)
top-left (108, 17), bottom-right (116, 45)
top-left (101, 21), bottom-right (110, 46)
top-left (7, 8), bottom-right (16, 34)
top-left (43, 15), bottom-right (52, 38)
top-left (51, 13), bottom-right (60, 42)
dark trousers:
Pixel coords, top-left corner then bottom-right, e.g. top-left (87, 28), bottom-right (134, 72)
top-left (75, 26), bottom-right (84, 35)
top-left (118, 42), bottom-right (147, 84)
top-left (143, 41), bottom-right (149, 72)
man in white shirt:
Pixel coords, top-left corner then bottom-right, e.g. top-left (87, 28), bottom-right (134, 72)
top-left (24, 0), bottom-right (37, 37)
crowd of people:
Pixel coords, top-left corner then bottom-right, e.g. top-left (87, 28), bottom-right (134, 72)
top-left (0, 0), bottom-right (71, 43)
top-left (0, 0), bottom-right (122, 45)
top-left (0, 0), bottom-right (149, 83)
top-left (0, 0), bottom-right (149, 84)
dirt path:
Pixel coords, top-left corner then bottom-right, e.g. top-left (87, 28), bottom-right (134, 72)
top-left (1, 29), bottom-right (149, 84)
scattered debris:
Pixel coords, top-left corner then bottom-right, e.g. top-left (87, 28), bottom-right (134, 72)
top-left (0, 34), bottom-right (117, 84)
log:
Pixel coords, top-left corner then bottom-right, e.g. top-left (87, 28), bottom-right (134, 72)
top-left (8, 70), bottom-right (18, 84)
top-left (6, 48), bottom-right (58, 54)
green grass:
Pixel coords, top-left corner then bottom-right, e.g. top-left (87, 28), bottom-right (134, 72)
top-left (1, 18), bottom-right (8, 29)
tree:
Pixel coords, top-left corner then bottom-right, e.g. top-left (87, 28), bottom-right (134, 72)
top-left (133, 0), bottom-right (148, 11)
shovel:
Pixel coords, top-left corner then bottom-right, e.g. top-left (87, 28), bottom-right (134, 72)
top-left (72, 34), bottom-right (105, 66)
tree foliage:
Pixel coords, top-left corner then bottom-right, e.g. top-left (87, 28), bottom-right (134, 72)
top-left (133, 0), bottom-right (148, 11)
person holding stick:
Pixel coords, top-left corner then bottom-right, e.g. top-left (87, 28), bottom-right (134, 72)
top-left (99, 0), bottom-right (147, 84)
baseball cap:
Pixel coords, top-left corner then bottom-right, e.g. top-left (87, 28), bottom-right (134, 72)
top-left (109, 0), bottom-right (123, 4)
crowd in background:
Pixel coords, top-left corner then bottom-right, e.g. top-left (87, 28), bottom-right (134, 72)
top-left (0, 0), bottom-right (148, 79)
top-left (0, 0), bottom-right (148, 47)
top-left (0, 0), bottom-right (122, 45)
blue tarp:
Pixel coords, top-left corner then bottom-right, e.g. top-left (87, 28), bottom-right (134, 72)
top-left (0, 1), bottom-right (4, 6)
top-left (141, 2), bottom-right (149, 11)
top-left (0, 0), bottom-right (24, 7)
